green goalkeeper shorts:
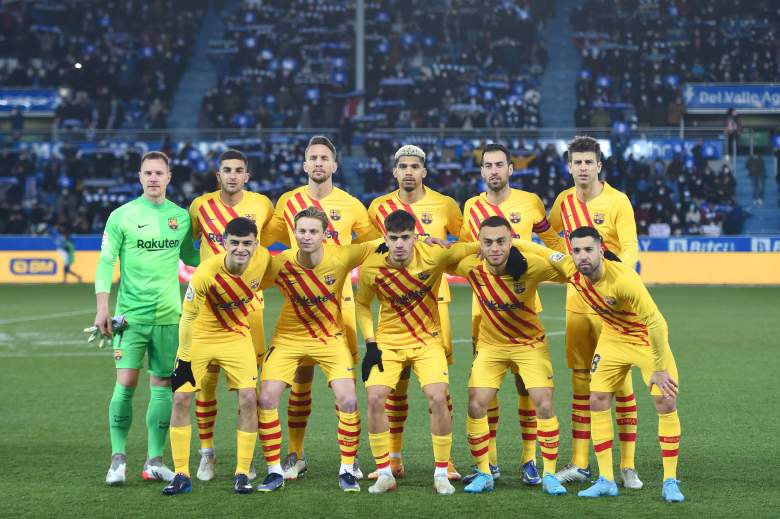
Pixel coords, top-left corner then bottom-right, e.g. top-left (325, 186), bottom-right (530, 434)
top-left (112, 323), bottom-right (179, 377)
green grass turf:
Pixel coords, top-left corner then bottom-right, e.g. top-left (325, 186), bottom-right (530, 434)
top-left (1, 284), bottom-right (778, 518)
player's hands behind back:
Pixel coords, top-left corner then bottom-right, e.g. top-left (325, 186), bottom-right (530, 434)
top-left (361, 341), bottom-right (384, 382)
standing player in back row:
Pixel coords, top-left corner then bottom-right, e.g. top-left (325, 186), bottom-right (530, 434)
top-left (459, 143), bottom-right (564, 486)
top-left (548, 136), bottom-right (643, 489)
top-left (262, 136), bottom-right (379, 479)
top-left (366, 145), bottom-right (463, 480)
top-left (94, 151), bottom-right (199, 485)
top-left (188, 149), bottom-right (274, 481)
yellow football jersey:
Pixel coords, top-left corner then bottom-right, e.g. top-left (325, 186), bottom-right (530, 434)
top-left (356, 241), bottom-right (479, 349)
top-left (262, 242), bottom-right (376, 345)
top-left (179, 248), bottom-right (271, 356)
top-left (367, 188), bottom-right (463, 303)
top-left (452, 253), bottom-right (566, 349)
top-left (548, 182), bottom-right (638, 312)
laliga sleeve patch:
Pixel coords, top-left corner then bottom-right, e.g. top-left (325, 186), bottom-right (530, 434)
top-left (184, 284), bottom-right (194, 302)
top-left (549, 252), bottom-right (564, 262)
top-left (101, 232), bottom-right (108, 251)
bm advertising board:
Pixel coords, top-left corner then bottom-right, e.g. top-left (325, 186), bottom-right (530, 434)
top-left (1, 235), bottom-right (779, 285)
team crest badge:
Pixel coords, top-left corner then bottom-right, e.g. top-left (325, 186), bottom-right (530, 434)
top-left (509, 212), bottom-right (521, 224)
top-left (604, 296), bottom-right (617, 306)
top-left (513, 281), bottom-right (526, 294)
top-left (418, 271), bottom-right (431, 281)
top-left (168, 217), bottom-right (178, 230)
top-left (244, 213), bottom-right (256, 221)
top-left (324, 274), bottom-right (336, 285)
top-left (329, 209), bottom-right (342, 221)
top-left (593, 212), bottom-right (605, 225)
top-left (250, 279), bottom-right (260, 290)
top-left (421, 212), bottom-right (433, 225)
top-left (114, 349), bottom-right (123, 361)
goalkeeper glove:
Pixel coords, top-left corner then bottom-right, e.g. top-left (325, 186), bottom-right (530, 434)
top-left (506, 247), bottom-right (529, 280)
top-left (361, 341), bottom-right (384, 382)
top-left (171, 358), bottom-right (196, 392)
top-left (83, 315), bottom-right (128, 349)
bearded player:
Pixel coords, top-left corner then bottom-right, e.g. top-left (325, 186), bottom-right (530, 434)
top-left (188, 149), bottom-right (273, 481)
top-left (262, 138), bottom-right (379, 480)
top-left (549, 136), bottom-right (643, 490)
top-left (459, 143), bottom-right (564, 486)
top-left (366, 145), bottom-right (463, 480)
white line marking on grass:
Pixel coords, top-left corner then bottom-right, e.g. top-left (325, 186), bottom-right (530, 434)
top-left (0, 309), bottom-right (94, 325)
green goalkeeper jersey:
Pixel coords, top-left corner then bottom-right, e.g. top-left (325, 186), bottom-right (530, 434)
top-left (95, 196), bottom-right (200, 325)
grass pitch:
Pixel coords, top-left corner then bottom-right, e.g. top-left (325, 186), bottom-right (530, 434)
top-left (1, 284), bottom-right (778, 518)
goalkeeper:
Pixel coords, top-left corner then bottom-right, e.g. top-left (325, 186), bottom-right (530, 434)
top-left (91, 151), bottom-right (199, 486)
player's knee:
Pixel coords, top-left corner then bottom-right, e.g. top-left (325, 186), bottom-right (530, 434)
top-left (238, 390), bottom-right (257, 411)
top-left (467, 400), bottom-right (487, 419)
top-left (367, 390), bottom-right (387, 411)
top-left (258, 391), bottom-right (279, 410)
top-left (589, 392), bottom-right (611, 411)
top-left (337, 394), bottom-right (357, 413)
top-left (534, 398), bottom-right (554, 419)
top-left (653, 396), bottom-right (676, 414)
top-left (172, 392), bottom-right (192, 411)
top-left (427, 390), bottom-right (448, 412)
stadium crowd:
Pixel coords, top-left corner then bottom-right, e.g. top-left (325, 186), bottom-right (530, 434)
top-left (201, 0), bottom-right (553, 130)
top-left (571, 0), bottom-right (780, 127)
top-left (0, 0), bottom-right (206, 130)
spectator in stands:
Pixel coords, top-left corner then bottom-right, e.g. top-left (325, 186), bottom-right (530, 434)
top-left (746, 152), bottom-right (766, 205)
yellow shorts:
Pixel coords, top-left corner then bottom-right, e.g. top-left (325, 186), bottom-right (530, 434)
top-left (469, 342), bottom-right (554, 390)
top-left (299, 301), bottom-right (358, 368)
top-left (177, 338), bottom-right (258, 393)
top-left (565, 310), bottom-right (602, 370)
top-left (262, 337), bottom-right (354, 386)
top-left (365, 342), bottom-right (449, 389)
top-left (590, 334), bottom-right (679, 396)
top-left (248, 306), bottom-right (265, 367)
top-left (438, 302), bottom-right (453, 365)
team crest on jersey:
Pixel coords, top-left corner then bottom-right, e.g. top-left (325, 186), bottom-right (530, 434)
top-left (549, 252), bottom-right (564, 262)
top-left (114, 349), bottom-right (123, 361)
top-left (604, 296), bottom-right (617, 306)
top-left (513, 281), bottom-right (526, 294)
top-left (418, 271), bottom-right (431, 281)
top-left (324, 274), bottom-right (336, 285)
top-left (168, 217), bottom-right (178, 230)
top-left (421, 212), bottom-right (433, 225)
top-left (244, 213), bottom-right (256, 221)
top-left (509, 212), bottom-right (521, 224)
top-left (593, 212), bottom-right (605, 225)
top-left (250, 279), bottom-right (260, 290)
top-left (329, 209), bottom-right (342, 221)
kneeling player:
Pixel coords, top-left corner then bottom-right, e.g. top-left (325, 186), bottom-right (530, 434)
top-left (357, 210), bottom-right (480, 495)
top-left (518, 228), bottom-right (684, 502)
top-left (256, 207), bottom-right (379, 493)
top-left (163, 217), bottom-right (270, 495)
top-left (452, 217), bottom-right (567, 495)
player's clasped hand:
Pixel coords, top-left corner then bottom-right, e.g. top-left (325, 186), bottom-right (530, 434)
top-left (361, 341), bottom-right (384, 382)
top-left (83, 315), bottom-right (128, 349)
top-left (649, 370), bottom-right (679, 399)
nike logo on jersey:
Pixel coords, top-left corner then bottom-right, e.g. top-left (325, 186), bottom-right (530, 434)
top-left (138, 224), bottom-right (149, 228)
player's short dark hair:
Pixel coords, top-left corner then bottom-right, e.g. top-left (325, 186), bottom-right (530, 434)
top-left (569, 226), bottom-right (621, 261)
top-left (481, 143), bottom-right (511, 165)
top-left (140, 151), bottom-right (169, 169)
top-left (566, 136), bottom-right (601, 162)
top-left (224, 217), bottom-right (257, 238)
top-left (219, 148), bottom-right (249, 170)
top-left (294, 206), bottom-right (330, 232)
top-left (305, 135), bottom-right (337, 161)
top-left (384, 209), bottom-right (416, 234)
top-left (479, 215), bottom-right (512, 233)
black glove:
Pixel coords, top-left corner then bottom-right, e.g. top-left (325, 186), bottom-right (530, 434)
top-left (603, 249), bottom-right (622, 262)
top-left (171, 358), bottom-right (196, 392)
top-left (361, 341), bottom-right (384, 382)
top-left (375, 242), bottom-right (389, 253)
top-left (506, 246), bottom-right (529, 280)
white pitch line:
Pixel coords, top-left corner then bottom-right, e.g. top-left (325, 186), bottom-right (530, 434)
top-left (0, 309), bottom-right (94, 325)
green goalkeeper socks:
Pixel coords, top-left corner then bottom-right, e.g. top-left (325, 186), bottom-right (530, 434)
top-left (109, 383), bottom-right (136, 455)
top-left (146, 385), bottom-right (173, 459)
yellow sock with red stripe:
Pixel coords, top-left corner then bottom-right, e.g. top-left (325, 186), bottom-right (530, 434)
top-left (591, 409), bottom-right (614, 481)
top-left (369, 431), bottom-right (392, 476)
top-left (658, 410), bottom-right (681, 480)
top-left (487, 395), bottom-right (500, 465)
top-left (537, 416), bottom-right (560, 476)
top-left (258, 409), bottom-right (282, 469)
top-left (432, 433), bottom-right (452, 477)
top-left (195, 370), bottom-right (219, 449)
top-left (337, 410), bottom-right (361, 466)
top-left (518, 395), bottom-right (537, 463)
top-left (170, 425), bottom-right (192, 477)
top-left (616, 387), bottom-right (638, 470)
top-left (235, 430), bottom-right (256, 476)
top-left (571, 372), bottom-right (592, 468)
top-left (287, 380), bottom-right (312, 457)
top-left (387, 377), bottom-right (409, 456)
top-left (466, 416), bottom-right (491, 474)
